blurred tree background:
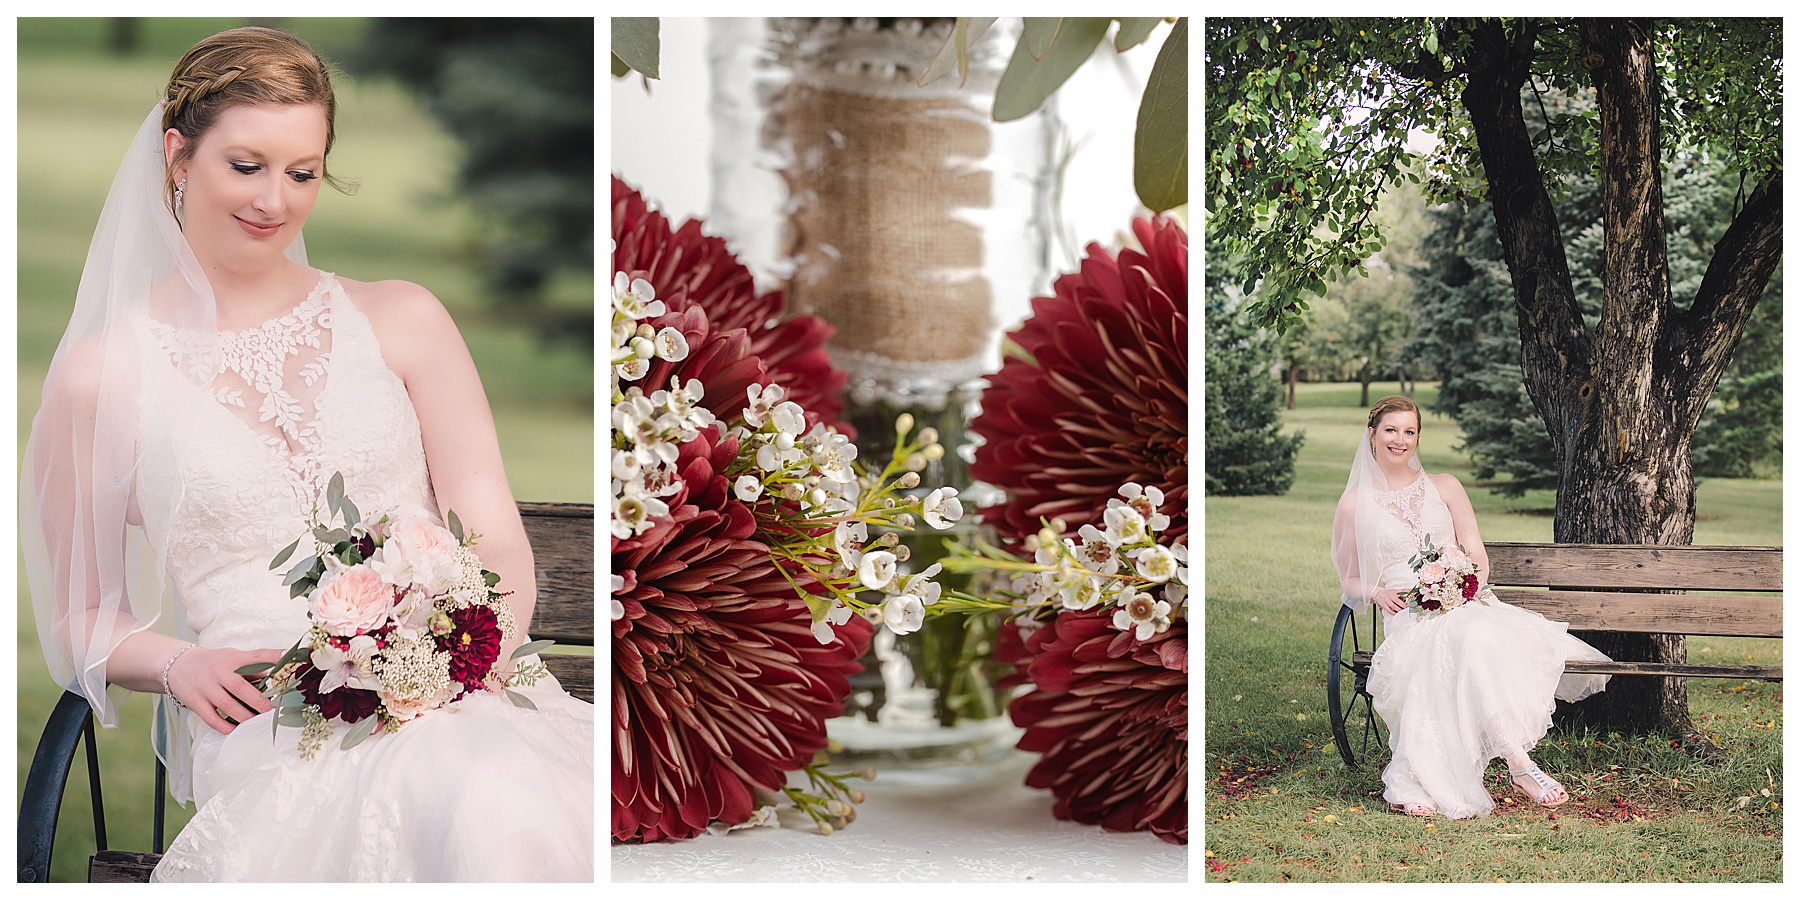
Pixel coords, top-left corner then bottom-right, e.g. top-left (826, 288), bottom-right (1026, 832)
top-left (15, 18), bottom-right (594, 881)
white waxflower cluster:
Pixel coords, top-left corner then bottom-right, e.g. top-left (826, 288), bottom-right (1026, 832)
top-left (1015, 483), bottom-right (1187, 641)
top-left (610, 376), bottom-right (717, 540)
top-left (726, 383), bottom-right (862, 514)
top-left (611, 272), bottom-right (691, 392)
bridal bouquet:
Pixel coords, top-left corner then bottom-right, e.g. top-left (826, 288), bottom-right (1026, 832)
top-left (244, 473), bottom-right (550, 758)
top-left (1403, 536), bottom-right (1487, 621)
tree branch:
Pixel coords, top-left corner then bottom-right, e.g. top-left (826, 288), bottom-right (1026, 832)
top-left (1459, 19), bottom-right (1588, 442)
top-left (1667, 170), bottom-right (1783, 428)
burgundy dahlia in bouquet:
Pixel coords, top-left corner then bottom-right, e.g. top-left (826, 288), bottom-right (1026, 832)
top-left (611, 181), bottom-right (989, 842)
top-left (246, 473), bottom-right (550, 759)
top-left (962, 215), bottom-right (1189, 844)
top-left (1403, 537), bottom-right (1487, 621)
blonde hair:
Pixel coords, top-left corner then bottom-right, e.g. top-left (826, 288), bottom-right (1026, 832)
top-left (160, 26), bottom-right (346, 215)
top-left (1366, 394), bottom-right (1421, 431)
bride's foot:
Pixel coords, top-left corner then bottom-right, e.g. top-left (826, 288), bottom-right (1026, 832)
top-left (1390, 802), bottom-right (1434, 817)
top-left (1509, 764), bottom-right (1569, 807)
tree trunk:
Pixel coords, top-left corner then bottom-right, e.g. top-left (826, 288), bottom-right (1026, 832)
top-left (1286, 363), bottom-right (1296, 409)
top-left (1359, 365), bottom-right (1371, 407)
top-left (1460, 19), bottom-right (1781, 739)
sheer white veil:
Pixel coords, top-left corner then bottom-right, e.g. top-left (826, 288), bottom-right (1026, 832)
top-left (21, 101), bottom-right (307, 801)
top-left (1330, 423), bottom-right (1423, 612)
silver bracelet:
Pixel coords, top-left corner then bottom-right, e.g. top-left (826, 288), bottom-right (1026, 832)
top-left (160, 643), bottom-right (197, 711)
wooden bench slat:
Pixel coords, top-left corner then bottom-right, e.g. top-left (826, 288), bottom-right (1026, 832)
top-left (520, 502), bottom-right (594, 647)
top-left (1487, 543), bottom-right (1782, 592)
top-left (1347, 651), bottom-right (1780, 682)
top-left (543, 654), bottom-right (594, 704)
top-left (1490, 588), bottom-right (1783, 638)
top-left (90, 851), bottom-right (159, 883)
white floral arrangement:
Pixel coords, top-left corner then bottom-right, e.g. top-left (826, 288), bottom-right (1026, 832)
top-left (245, 473), bottom-right (551, 759)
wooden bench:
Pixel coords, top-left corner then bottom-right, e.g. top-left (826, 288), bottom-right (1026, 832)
top-left (1327, 542), bottom-right (1782, 767)
top-left (17, 501), bottom-right (595, 883)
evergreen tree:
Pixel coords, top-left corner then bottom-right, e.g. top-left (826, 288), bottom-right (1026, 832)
top-left (1205, 257), bottom-right (1304, 495)
top-left (355, 20), bottom-right (595, 347)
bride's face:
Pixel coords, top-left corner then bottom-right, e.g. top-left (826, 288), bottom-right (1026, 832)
top-left (1371, 411), bottom-right (1420, 465)
top-left (166, 102), bottom-right (328, 272)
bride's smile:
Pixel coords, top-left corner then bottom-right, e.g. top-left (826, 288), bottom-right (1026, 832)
top-left (165, 102), bottom-right (326, 269)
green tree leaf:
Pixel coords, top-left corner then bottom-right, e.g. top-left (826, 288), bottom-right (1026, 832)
top-left (1115, 17), bottom-right (1163, 51)
top-left (919, 17), bottom-right (996, 87)
top-left (993, 17), bottom-right (1110, 122)
top-left (1134, 17), bottom-right (1187, 212)
top-left (611, 17), bottom-right (660, 80)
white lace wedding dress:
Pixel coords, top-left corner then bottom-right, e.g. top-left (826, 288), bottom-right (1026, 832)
top-left (1365, 472), bottom-right (1609, 819)
top-left (135, 270), bottom-right (594, 881)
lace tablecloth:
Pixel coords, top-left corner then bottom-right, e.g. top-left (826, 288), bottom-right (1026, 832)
top-left (611, 750), bottom-right (1189, 881)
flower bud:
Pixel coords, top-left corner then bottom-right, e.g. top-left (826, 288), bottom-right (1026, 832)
top-left (883, 497), bottom-right (897, 509)
top-left (629, 336), bottom-right (656, 359)
top-left (1049, 517), bottom-right (1068, 535)
top-left (922, 443), bottom-right (945, 461)
top-left (897, 471), bottom-right (921, 489)
top-left (847, 788), bottom-right (866, 804)
top-left (895, 412), bottom-right (915, 436)
top-left (876, 532), bottom-right (900, 548)
top-left (859, 768), bottom-right (877, 781)
top-left (1038, 526), bottom-right (1060, 547)
top-left (826, 799), bottom-right (850, 817)
top-left (905, 454), bottom-right (927, 472)
top-left (635, 323), bottom-right (656, 339)
top-left (776, 433), bottom-right (796, 450)
top-left (896, 514), bottom-right (915, 528)
top-left (917, 427), bottom-right (939, 445)
top-left (818, 821), bottom-right (834, 836)
top-left (782, 483), bottom-right (806, 501)
top-left (893, 544), bottom-right (911, 562)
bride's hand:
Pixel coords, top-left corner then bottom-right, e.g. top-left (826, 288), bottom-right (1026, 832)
top-left (166, 646), bottom-right (285, 735)
top-left (1373, 588), bottom-right (1407, 615)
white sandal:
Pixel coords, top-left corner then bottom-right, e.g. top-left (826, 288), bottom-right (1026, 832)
top-left (1508, 765), bottom-right (1569, 807)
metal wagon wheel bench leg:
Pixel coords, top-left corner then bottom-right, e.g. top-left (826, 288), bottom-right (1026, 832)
top-left (1327, 604), bottom-right (1386, 767)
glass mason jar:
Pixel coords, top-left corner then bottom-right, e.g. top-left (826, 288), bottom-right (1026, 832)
top-left (708, 16), bottom-right (1052, 778)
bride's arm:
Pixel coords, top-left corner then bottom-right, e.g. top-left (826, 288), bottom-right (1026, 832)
top-left (355, 279), bottom-right (536, 657)
top-left (28, 339), bottom-right (277, 735)
top-left (1433, 474), bottom-right (1491, 583)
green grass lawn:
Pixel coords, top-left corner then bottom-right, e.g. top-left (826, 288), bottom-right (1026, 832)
top-left (1204, 381), bottom-right (1783, 883)
top-left (16, 19), bottom-right (593, 882)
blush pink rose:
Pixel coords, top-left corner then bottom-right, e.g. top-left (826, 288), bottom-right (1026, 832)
top-left (1418, 562), bottom-right (1448, 584)
top-left (310, 565), bottom-right (393, 636)
top-left (375, 518), bottom-right (464, 594)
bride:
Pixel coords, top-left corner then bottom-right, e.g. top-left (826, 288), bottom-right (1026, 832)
top-left (21, 27), bottom-right (594, 880)
top-left (1330, 395), bottom-right (1611, 819)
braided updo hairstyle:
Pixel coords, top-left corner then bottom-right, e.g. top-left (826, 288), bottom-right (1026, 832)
top-left (1365, 395), bottom-right (1421, 432)
top-left (160, 26), bottom-right (346, 216)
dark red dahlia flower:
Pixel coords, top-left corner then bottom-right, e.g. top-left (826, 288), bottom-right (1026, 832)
top-left (969, 215), bottom-right (1188, 543)
top-left (997, 610), bottom-right (1188, 844)
top-left (439, 604), bottom-right (503, 689)
top-left (613, 175), bottom-right (850, 434)
top-left (297, 666), bottom-right (380, 724)
top-left (1461, 576), bottom-right (1479, 601)
top-left (612, 426), bottom-right (874, 843)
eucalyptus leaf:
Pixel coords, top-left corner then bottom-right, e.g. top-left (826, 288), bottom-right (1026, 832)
top-left (1115, 17), bottom-right (1162, 51)
top-left (235, 662), bottom-right (276, 677)
top-left (268, 536), bottom-right (302, 571)
top-left (483, 571), bottom-right (501, 587)
top-left (280, 690), bottom-right (308, 708)
top-left (275, 708), bottom-right (309, 727)
top-left (290, 580), bottom-right (311, 600)
top-left (1023, 18), bottom-right (1062, 60)
top-left (447, 509), bottom-right (464, 543)
top-left (340, 715), bottom-right (379, 750)
top-left (505, 689), bottom-right (538, 711)
top-left (1134, 17), bottom-right (1188, 212)
top-left (511, 639), bottom-right (555, 660)
top-left (918, 17), bottom-right (996, 87)
top-left (326, 471), bottom-right (345, 517)
top-left (283, 555), bottom-right (320, 586)
top-left (993, 17), bottom-right (1110, 122)
top-left (275, 643), bottom-right (309, 670)
top-left (611, 17), bottom-right (660, 80)
top-left (342, 497), bottom-right (360, 530)
top-left (610, 52), bottom-right (630, 79)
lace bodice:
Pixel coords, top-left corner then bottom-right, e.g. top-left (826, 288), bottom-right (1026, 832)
top-left (1371, 472), bottom-right (1457, 590)
top-left (134, 271), bottom-right (437, 650)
